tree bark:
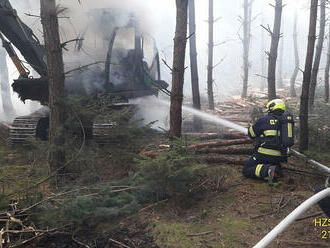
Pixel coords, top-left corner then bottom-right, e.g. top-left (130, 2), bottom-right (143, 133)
top-left (197, 147), bottom-right (253, 155)
top-left (277, 17), bottom-right (284, 89)
top-left (189, 138), bottom-right (252, 150)
top-left (324, 21), bottom-right (330, 103)
top-left (241, 0), bottom-right (252, 98)
top-left (40, 0), bottom-right (65, 170)
top-left (290, 11), bottom-right (299, 97)
top-left (0, 47), bottom-right (15, 117)
top-left (260, 16), bottom-right (266, 91)
top-left (309, 0), bottom-right (326, 109)
top-left (207, 0), bottom-right (215, 110)
top-left (299, 0), bottom-right (318, 152)
top-left (188, 0), bottom-right (202, 131)
top-left (267, 0), bottom-right (283, 101)
top-left (169, 0), bottom-right (189, 138)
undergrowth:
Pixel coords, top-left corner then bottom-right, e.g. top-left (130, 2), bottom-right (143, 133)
top-left (0, 96), bottom-right (226, 247)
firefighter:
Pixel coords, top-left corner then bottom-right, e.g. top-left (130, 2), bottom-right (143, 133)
top-left (242, 99), bottom-right (294, 181)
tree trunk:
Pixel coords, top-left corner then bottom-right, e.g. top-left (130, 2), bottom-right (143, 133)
top-left (324, 21), bottom-right (330, 102)
top-left (0, 47), bottom-right (15, 118)
top-left (207, 0), bottom-right (215, 110)
top-left (242, 0), bottom-right (252, 98)
top-left (188, 0), bottom-right (202, 131)
top-left (197, 147), bottom-right (253, 155)
top-left (277, 17), bottom-right (284, 89)
top-left (40, 0), bottom-right (65, 171)
top-left (260, 16), bottom-right (266, 91)
top-left (267, 0), bottom-right (283, 101)
top-left (169, 0), bottom-right (189, 138)
top-left (309, 0), bottom-right (326, 109)
top-left (299, 0), bottom-right (318, 152)
top-left (290, 11), bottom-right (299, 97)
top-left (189, 138), bottom-right (252, 150)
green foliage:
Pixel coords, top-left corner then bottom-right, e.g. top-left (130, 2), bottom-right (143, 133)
top-left (1, 95), bottom-right (225, 237)
top-left (137, 140), bottom-right (209, 201)
top-left (62, 191), bottom-right (140, 228)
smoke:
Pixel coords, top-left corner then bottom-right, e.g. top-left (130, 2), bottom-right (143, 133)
top-left (57, 0), bottom-right (159, 95)
top-left (130, 96), bottom-right (170, 130)
top-left (4, 0), bottom-right (314, 122)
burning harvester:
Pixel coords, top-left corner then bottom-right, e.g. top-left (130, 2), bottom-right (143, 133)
top-left (0, 0), bottom-right (169, 143)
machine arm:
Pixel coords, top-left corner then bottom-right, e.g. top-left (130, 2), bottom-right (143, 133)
top-left (0, 32), bottom-right (28, 77)
top-left (0, 0), bottom-right (47, 77)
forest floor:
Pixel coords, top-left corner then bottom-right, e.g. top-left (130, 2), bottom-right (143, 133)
top-left (1, 96), bottom-right (330, 247)
top-left (119, 155), bottom-right (330, 248)
top-left (110, 97), bottom-right (330, 248)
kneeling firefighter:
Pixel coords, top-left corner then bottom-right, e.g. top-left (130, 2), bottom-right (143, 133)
top-left (242, 99), bottom-right (294, 181)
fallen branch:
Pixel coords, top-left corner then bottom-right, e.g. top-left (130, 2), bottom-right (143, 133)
top-left (108, 238), bottom-right (131, 248)
top-left (72, 235), bottom-right (91, 248)
top-left (295, 211), bottom-right (323, 222)
top-left (183, 133), bottom-right (222, 140)
top-left (186, 231), bottom-right (213, 237)
top-left (139, 199), bottom-right (168, 212)
top-left (197, 147), bottom-right (253, 155)
top-left (189, 138), bottom-right (252, 150)
top-left (9, 233), bottom-right (45, 248)
top-left (250, 211), bottom-right (277, 220)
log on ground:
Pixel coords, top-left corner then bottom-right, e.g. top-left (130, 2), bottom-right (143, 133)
top-left (189, 138), bottom-right (252, 150)
top-left (196, 147), bottom-right (253, 155)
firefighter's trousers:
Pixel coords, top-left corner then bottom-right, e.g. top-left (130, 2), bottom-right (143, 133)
top-left (242, 153), bottom-right (285, 179)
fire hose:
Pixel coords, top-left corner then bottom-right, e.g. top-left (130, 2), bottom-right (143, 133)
top-left (230, 125), bottom-right (330, 247)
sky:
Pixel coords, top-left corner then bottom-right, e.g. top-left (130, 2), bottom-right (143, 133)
top-left (3, 0), bottom-right (322, 115)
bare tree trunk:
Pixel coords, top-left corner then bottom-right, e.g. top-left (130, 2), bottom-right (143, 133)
top-left (325, 21), bottom-right (330, 103)
top-left (169, 0), bottom-right (188, 138)
top-left (188, 0), bottom-right (202, 131)
top-left (299, 0), bottom-right (318, 152)
top-left (207, 0), bottom-right (215, 110)
top-left (40, 0), bottom-right (65, 171)
top-left (277, 18), bottom-right (284, 89)
top-left (309, 0), bottom-right (325, 109)
top-left (0, 47), bottom-right (15, 117)
top-left (267, 0), bottom-right (283, 101)
top-left (260, 16), bottom-right (266, 91)
top-left (242, 0), bottom-right (252, 98)
top-left (290, 11), bottom-right (299, 97)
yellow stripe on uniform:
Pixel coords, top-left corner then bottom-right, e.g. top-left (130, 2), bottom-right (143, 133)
top-left (255, 164), bottom-right (263, 177)
top-left (257, 147), bottom-right (281, 156)
top-left (288, 123), bottom-right (292, 138)
top-left (263, 130), bottom-right (277, 136)
top-left (249, 126), bottom-right (256, 137)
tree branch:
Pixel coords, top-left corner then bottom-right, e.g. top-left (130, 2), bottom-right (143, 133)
top-left (162, 59), bottom-right (173, 72)
top-left (65, 61), bottom-right (105, 75)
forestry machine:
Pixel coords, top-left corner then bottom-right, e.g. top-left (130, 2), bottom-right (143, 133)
top-left (0, 0), bottom-right (169, 144)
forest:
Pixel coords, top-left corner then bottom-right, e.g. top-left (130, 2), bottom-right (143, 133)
top-left (0, 0), bottom-right (329, 247)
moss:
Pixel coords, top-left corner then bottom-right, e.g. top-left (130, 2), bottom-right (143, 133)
top-left (152, 222), bottom-right (204, 248)
top-left (217, 216), bottom-right (252, 247)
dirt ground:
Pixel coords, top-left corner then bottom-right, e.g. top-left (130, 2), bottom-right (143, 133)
top-left (113, 154), bottom-right (330, 248)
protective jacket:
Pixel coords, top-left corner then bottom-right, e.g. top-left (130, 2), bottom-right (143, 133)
top-left (248, 115), bottom-right (285, 156)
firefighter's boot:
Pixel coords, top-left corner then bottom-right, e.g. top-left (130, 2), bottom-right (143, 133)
top-left (267, 166), bottom-right (279, 183)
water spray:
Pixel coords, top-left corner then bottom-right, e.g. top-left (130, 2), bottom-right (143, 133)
top-left (156, 98), bottom-right (248, 134)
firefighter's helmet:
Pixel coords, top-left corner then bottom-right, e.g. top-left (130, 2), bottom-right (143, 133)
top-left (266, 99), bottom-right (286, 113)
